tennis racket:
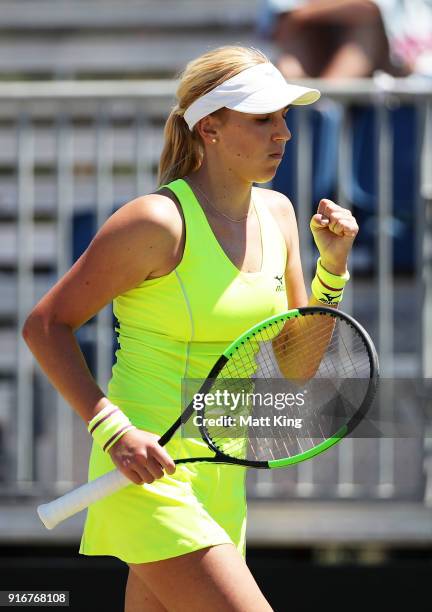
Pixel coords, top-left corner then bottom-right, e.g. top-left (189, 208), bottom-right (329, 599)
top-left (37, 306), bottom-right (378, 529)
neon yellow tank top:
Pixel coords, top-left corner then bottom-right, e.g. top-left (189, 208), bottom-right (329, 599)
top-left (107, 178), bottom-right (288, 432)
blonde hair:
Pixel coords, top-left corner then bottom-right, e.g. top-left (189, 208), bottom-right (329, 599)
top-left (157, 45), bottom-right (269, 186)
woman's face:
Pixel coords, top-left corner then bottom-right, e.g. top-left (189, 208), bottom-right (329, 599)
top-left (211, 106), bottom-right (292, 184)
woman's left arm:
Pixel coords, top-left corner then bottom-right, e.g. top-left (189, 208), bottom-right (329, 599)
top-left (268, 192), bottom-right (358, 378)
top-left (268, 192), bottom-right (358, 307)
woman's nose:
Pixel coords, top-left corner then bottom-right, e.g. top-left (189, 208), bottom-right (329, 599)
top-left (274, 123), bottom-right (291, 142)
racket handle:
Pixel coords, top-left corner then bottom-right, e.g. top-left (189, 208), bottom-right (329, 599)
top-left (37, 469), bottom-right (131, 530)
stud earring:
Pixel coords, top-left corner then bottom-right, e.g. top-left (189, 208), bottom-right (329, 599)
top-left (212, 139), bottom-right (217, 143)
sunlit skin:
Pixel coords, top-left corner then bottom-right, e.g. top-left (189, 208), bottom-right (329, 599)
top-left (189, 106), bottom-right (291, 221)
top-left (189, 105), bottom-right (358, 276)
top-left (207, 106), bottom-right (291, 184)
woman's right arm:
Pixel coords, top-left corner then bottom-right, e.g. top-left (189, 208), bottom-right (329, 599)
top-left (22, 193), bottom-right (182, 484)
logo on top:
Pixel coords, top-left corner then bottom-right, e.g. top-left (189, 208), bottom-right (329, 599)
top-left (274, 275), bottom-right (285, 292)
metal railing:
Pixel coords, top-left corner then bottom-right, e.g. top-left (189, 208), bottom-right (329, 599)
top-left (0, 78), bottom-right (430, 501)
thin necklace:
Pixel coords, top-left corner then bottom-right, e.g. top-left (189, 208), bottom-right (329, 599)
top-left (186, 177), bottom-right (254, 223)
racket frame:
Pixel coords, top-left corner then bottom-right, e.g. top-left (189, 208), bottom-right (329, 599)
top-left (160, 306), bottom-right (379, 468)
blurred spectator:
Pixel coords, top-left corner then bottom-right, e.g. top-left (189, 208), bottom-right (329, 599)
top-left (257, 0), bottom-right (398, 78)
top-left (374, 0), bottom-right (432, 77)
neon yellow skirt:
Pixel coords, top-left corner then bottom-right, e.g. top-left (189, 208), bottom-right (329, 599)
top-left (79, 433), bottom-right (247, 564)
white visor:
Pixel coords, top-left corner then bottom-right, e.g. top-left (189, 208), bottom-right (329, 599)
top-left (183, 62), bottom-right (321, 131)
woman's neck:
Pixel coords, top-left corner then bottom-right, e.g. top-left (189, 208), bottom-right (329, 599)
top-left (186, 165), bottom-right (253, 221)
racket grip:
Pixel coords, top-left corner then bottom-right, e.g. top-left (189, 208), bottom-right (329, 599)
top-left (37, 469), bottom-right (131, 530)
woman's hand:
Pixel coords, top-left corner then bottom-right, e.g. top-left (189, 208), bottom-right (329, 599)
top-left (108, 428), bottom-right (176, 485)
top-left (310, 199), bottom-right (359, 275)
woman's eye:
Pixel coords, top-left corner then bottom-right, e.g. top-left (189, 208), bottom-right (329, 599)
top-left (256, 117), bottom-right (270, 123)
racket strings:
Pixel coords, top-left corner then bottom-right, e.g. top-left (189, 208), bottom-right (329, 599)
top-left (202, 312), bottom-right (372, 462)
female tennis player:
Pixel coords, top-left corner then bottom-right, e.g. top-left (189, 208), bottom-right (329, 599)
top-left (23, 46), bottom-right (358, 611)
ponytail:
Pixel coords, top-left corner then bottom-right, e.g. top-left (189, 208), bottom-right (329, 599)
top-left (157, 106), bottom-right (202, 186)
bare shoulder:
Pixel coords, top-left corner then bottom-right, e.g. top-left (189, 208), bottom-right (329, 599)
top-left (24, 190), bottom-right (185, 331)
top-left (253, 187), bottom-right (295, 219)
top-left (253, 187), bottom-right (297, 244)
top-left (96, 189), bottom-right (184, 279)
top-left (108, 190), bottom-right (183, 242)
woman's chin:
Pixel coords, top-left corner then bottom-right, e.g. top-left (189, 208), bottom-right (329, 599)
top-left (253, 169), bottom-right (280, 184)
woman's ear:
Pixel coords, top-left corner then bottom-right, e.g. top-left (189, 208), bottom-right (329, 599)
top-left (196, 115), bottom-right (220, 145)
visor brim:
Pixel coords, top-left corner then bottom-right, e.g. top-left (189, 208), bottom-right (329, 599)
top-left (226, 83), bottom-right (321, 114)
